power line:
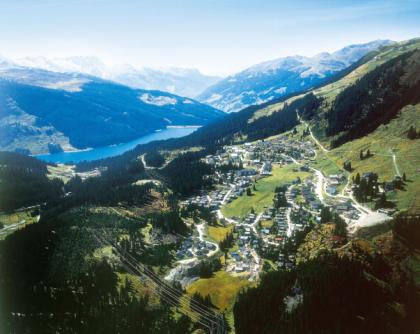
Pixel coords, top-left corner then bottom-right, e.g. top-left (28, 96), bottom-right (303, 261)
top-left (91, 228), bottom-right (226, 333)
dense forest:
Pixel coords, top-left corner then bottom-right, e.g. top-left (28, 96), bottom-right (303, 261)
top-left (144, 151), bottom-right (165, 167)
top-left (65, 159), bottom-right (150, 207)
top-left (0, 152), bottom-right (64, 211)
top-left (161, 152), bottom-right (214, 196)
top-left (0, 212), bottom-right (194, 333)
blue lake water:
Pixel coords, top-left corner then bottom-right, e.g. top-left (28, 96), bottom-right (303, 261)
top-left (36, 127), bottom-right (198, 164)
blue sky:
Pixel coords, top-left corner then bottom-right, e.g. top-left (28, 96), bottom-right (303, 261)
top-left (0, 0), bottom-right (419, 75)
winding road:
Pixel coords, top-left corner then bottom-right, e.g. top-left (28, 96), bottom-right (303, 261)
top-left (298, 116), bottom-right (391, 230)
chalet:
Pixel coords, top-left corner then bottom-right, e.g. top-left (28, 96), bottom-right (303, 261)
top-left (236, 169), bottom-right (257, 177)
top-left (362, 172), bottom-right (376, 181)
top-left (309, 201), bottom-right (320, 211)
top-left (300, 165), bottom-right (310, 172)
top-left (384, 181), bottom-right (394, 192)
top-left (230, 252), bottom-right (242, 261)
top-left (260, 161), bottom-right (272, 175)
top-left (326, 185), bottom-right (337, 195)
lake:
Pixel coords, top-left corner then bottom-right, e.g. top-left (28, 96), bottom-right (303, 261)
top-left (36, 126), bottom-right (199, 164)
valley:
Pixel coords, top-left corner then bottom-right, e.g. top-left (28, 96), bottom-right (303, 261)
top-left (0, 35), bottom-right (419, 334)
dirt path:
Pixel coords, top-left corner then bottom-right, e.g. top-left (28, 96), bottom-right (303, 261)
top-left (391, 152), bottom-right (401, 176)
top-left (297, 114), bottom-right (392, 228)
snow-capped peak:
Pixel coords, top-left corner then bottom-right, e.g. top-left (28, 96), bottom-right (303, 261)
top-left (3, 56), bottom-right (222, 98)
top-left (197, 39), bottom-right (394, 112)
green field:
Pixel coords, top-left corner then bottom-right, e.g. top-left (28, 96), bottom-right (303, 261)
top-left (187, 271), bottom-right (250, 311)
top-left (221, 164), bottom-right (311, 218)
top-left (260, 220), bottom-right (274, 229)
top-left (47, 164), bottom-right (75, 183)
top-left (206, 225), bottom-right (234, 243)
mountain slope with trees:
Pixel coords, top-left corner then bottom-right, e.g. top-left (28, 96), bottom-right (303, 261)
top-left (233, 218), bottom-right (420, 334)
top-left (0, 67), bottom-right (224, 154)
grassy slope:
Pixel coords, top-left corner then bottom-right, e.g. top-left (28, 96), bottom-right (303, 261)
top-left (317, 104), bottom-right (420, 212)
top-left (247, 39), bottom-right (420, 127)
top-left (47, 164), bottom-right (75, 183)
top-left (206, 224), bottom-right (234, 243)
top-left (221, 164), bottom-right (311, 218)
top-left (269, 39), bottom-right (420, 213)
top-left (304, 105), bottom-right (419, 212)
top-left (186, 271), bottom-right (249, 311)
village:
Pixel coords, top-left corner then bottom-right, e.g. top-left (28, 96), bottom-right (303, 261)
top-left (167, 131), bottom-right (392, 286)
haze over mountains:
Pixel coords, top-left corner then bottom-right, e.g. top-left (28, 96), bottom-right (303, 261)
top-left (198, 40), bottom-right (394, 112)
top-left (4, 56), bottom-right (221, 98)
top-left (0, 39), bottom-right (397, 155)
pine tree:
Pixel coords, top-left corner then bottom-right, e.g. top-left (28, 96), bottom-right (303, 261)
top-left (355, 173), bottom-right (361, 185)
top-left (320, 207), bottom-right (332, 223)
top-left (403, 172), bottom-right (406, 182)
top-left (367, 149), bottom-right (371, 157)
top-left (360, 150), bottom-right (364, 160)
top-left (343, 161), bottom-right (352, 172)
top-left (375, 192), bottom-right (387, 209)
top-left (407, 126), bottom-right (417, 140)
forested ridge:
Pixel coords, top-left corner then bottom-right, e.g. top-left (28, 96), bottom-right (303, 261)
top-left (326, 50), bottom-right (420, 147)
top-left (0, 152), bottom-right (63, 211)
top-left (0, 212), bottom-right (194, 333)
top-left (233, 217), bottom-right (420, 334)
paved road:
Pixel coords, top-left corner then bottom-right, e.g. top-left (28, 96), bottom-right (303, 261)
top-left (297, 114), bottom-right (392, 229)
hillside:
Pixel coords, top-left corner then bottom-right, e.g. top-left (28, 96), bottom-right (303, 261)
top-left (233, 216), bottom-right (420, 334)
top-left (197, 40), bottom-right (393, 112)
top-left (0, 67), bottom-right (224, 154)
top-left (236, 39), bottom-right (420, 211)
top-left (1, 39), bottom-right (420, 334)
top-left (74, 40), bottom-right (418, 171)
top-left (0, 152), bottom-right (63, 211)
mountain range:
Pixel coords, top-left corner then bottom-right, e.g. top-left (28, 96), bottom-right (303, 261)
top-left (0, 39), bottom-right (401, 155)
top-left (8, 56), bottom-right (221, 98)
top-left (197, 40), bottom-right (394, 112)
top-left (0, 65), bottom-right (224, 155)
top-left (0, 37), bottom-right (419, 334)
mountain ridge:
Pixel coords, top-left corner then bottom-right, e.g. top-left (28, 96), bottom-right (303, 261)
top-left (0, 67), bottom-right (224, 154)
top-left (4, 56), bottom-right (222, 98)
top-left (197, 40), bottom-right (394, 112)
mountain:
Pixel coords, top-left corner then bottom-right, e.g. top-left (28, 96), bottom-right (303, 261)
top-left (197, 40), bottom-right (394, 112)
top-left (0, 66), bottom-right (224, 154)
top-left (1, 38), bottom-right (419, 334)
top-left (81, 38), bottom-right (420, 173)
top-left (12, 56), bottom-right (222, 98)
